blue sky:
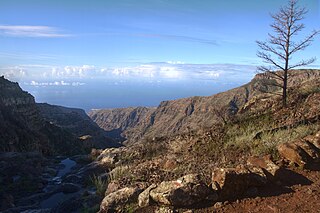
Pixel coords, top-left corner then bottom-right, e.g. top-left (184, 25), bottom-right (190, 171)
top-left (0, 0), bottom-right (319, 109)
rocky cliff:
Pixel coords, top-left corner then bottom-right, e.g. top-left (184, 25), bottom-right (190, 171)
top-left (89, 69), bottom-right (320, 143)
top-left (0, 76), bottom-right (119, 155)
top-left (88, 107), bottom-right (156, 141)
top-left (37, 103), bottom-right (120, 148)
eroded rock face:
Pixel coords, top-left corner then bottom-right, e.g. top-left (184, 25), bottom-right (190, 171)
top-left (99, 187), bottom-right (142, 213)
top-left (149, 174), bottom-right (214, 207)
top-left (212, 166), bottom-right (267, 200)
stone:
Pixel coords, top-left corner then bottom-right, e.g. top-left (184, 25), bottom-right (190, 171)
top-left (150, 174), bottom-right (214, 207)
top-left (99, 187), bottom-right (142, 213)
top-left (97, 147), bottom-right (127, 167)
top-left (61, 183), bottom-right (81, 194)
top-left (296, 140), bottom-right (320, 161)
top-left (105, 181), bottom-right (121, 195)
top-left (138, 184), bottom-right (157, 207)
top-left (278, 139), bottom-right (320, 168)
top-left (63, 174), bottom-right (83, 184)
top-left (213, 202), bottom-right (223, 208)
top-left (277, 142), bottom-right (310, 167)
top-left (247, 155), bottom-right (281, 179)
top-left (155, 206), bottom-right (175, 213)
top-left (212, 166), bottom-right (267, 200)
top-left (304, 135), bottom-right (320, 149)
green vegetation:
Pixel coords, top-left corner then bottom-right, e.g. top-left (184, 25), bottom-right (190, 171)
top-left (90, 175), bottom-right (108, 197)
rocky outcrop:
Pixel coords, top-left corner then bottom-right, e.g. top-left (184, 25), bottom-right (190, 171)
top-left (138, 184), bottom-right (157, 208)
top-left (149, 174), bottom-right (215, 207)
top-left (89, 107), bottom-right (155, 141)
top-left (99, 187), bottom-right (142, 213)
top-left (212, 166), bottom-right (267, 200)
top-left (0, 77), bottom-right (120, 154)
top-left (89, 70), bottom-right (320, 144)
top-left (278, 131), bottom-right (320, 168)
top-left (37, 103), bottom-right (120, 149)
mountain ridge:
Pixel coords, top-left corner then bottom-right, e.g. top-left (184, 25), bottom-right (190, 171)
top-left (89, 69), bottom-right (320, 143)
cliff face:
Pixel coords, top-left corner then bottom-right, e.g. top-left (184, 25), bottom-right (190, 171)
top-left (37, 103), bottom-right (120, 148)
top-left (0, 76), bottom-right (119, 155)
top-left (0, 76), bottom-right (48, 153)
top-left (89, 69), bottom-right (320, 143)
top-left (88, 107), bottom-right (156, 141)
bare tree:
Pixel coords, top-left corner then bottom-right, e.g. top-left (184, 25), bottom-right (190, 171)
top-left (256, 0), bottom-right (319, 107)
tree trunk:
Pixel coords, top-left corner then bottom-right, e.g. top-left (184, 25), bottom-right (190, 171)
top-left (283, 70), bottom-right (288, 107)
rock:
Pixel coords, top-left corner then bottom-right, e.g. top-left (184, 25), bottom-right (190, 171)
top-left (213, 201), bottom-right (223, 208)
top-left (150, 174), bottom-right (214, 207)
top-left (278, 142), bottom-right (310, 167)
top-left (97, 147), bottom-right (128, 167)
top-left (304, 135), bottom-right (320, 149)
top-left (63, 174), bottom-right (83, 184)
top-left (212, 166), bottom-right (267, 200)
top-left (296, 140), bottom-right (320, 161)
top-left (155, 206), bottom-right (175, 213)
top-left (247, 155), bottom-right (281, 179)
top-left (163, 159), bottom-right (178, 171)
top-left (278, 139), bottom-right (320, 168)
top-left (61, 183), bottom-right (81, 193)
top-left (99, 187), bottom-right (142, 213)
top-left (105, 181), bottom-right (121, 195)
top-left (138, 184), bottom-right (157, 207)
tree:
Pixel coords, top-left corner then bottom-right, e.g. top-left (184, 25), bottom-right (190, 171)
top-left (256, 0), bottom-right (319, 107)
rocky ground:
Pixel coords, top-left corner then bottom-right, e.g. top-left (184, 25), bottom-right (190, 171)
top-left (196, 168), bottom-right (320, 213)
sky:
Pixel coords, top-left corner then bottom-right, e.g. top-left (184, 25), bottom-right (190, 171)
top-left (0, 0), bottom-right (319, 110)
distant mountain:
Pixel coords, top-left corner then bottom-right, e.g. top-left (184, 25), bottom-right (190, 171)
top-left (89, 69), bottom-right (320, 143)
top-left (88, 107), bottom-right (156, 142)
top-left (0, 76), bottom-right (119, 155)
top-left (37, 103), bottom-right (120, 148)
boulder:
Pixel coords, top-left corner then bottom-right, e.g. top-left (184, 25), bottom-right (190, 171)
top-left (278, 139), bottom-right (320, 168)
top-left (212, 166), bottom-right (267, 200)
top-left (277, 142), bottom-right (310, 167)
top-left (138, 184), bottom-right (157, 208)
top-left (247, 155), bottom-right (281, 179)
top-left (295, 140), bottom-right (320, 161)
top-left (150, 174), bottom-right (214, 207)
top-left (99, 187), bottom-right (142, 213)
top-left (61, 183), bottom-right (81, 193)
top-left (304, 135), bottom-right (320, 150)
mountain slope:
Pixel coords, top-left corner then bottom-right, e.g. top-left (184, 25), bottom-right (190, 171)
top-left (89, 69), bottom-right (320, 143)
top-left (37, 103), bottom-right (120, 148)
top-left (0, 76), bottom-right (119, 155)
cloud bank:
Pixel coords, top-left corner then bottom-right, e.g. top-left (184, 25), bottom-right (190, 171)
top-left (0, 62), bottom-right (257, 86)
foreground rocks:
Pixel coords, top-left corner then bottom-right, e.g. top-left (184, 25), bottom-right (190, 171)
top-left (277, 131), bottom-right (320, 168)
top-left (149, 174), bottom-right (215, 207)
top-left (99, 187), bottom-right (142, 213)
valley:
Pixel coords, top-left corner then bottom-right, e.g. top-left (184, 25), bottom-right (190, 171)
top-left (1, 69), bottom-right (320, 212)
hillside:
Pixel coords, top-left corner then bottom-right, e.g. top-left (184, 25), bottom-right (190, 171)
top-left (83, 69), bottom-right (320, 213)
top-left (0, 76), bottom-right (119, 155)
top-left (89, 107), bottom-right (156, 141)
top-left (89, 69), bottom-right (320, 143)
top-left (37, 103), bottom-right (120, 148)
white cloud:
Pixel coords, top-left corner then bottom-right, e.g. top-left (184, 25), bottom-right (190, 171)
top-left (1, 63), bottom-right (256, 82)
top-left (0, 66), bottom-right (27, 81)
top-left (26, 80), bottom-right (85, 87)
top-left (0, 25), bottom-right (70, 38)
